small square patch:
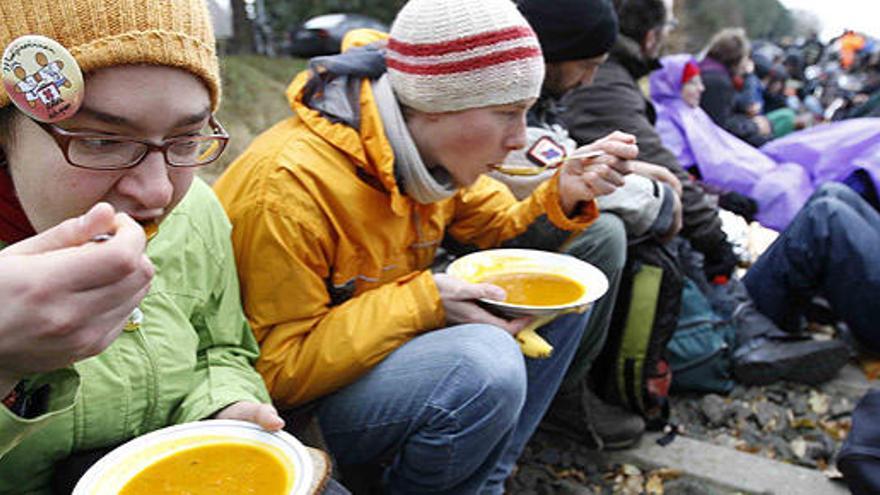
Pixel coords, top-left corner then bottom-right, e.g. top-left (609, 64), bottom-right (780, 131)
top-left (526, 136), bottom-right (566, 168)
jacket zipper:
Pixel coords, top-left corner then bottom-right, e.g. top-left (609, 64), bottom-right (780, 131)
top-left (134, 327), bottom-right (159, 430)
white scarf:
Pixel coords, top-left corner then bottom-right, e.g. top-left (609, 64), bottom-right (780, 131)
top-left (372, 74), bottom-right (456, 204)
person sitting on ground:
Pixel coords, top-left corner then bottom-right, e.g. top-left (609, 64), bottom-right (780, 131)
top-left (698, 28), bottom-right (776, 147)
top-left (650, 54), bottom-right (880, 232)
top-left (0, 1), bottom-right (301, 492)
top-left (561, 0), bottom-right (738, 294)
top-left (743, 181), bottom-right (880, 360)
top-left (483, 0), bottom-right (683, 451)
top-left (558, 0), bottom-right (850, 387)
top-left (214, 0), bottom-right (639, 492)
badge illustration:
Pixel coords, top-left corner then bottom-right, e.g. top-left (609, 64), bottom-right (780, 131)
top-left (526, 136), bottom-right (567, 169)
top-left (2, 35), bottom-right (84, 122)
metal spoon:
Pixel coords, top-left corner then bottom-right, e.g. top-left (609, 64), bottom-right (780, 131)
top-left (492, 150), bottom-right (606, 176)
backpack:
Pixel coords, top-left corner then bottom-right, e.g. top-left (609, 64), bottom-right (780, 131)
top-left (666, 278), bottom-right (736, 394)
top-left (592, 239), bottom-right (683, 429)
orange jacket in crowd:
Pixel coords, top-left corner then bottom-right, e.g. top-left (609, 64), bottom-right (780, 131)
top-left (841, 31), bottom-right (866, 69)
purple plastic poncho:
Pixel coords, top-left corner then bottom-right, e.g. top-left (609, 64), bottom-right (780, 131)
top-left (650, 54), bottom-right (880, 230)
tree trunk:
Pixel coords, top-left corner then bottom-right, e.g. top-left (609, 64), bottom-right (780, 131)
top-left (231, 0), bottom-right (254, 54)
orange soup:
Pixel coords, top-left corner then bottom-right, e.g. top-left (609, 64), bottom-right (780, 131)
top-left (481, 272), bottom-right (584, 306)
top-left (142, 220), bottom-right (159, 241)
top-left (119, 442), bottom-right (290, 495)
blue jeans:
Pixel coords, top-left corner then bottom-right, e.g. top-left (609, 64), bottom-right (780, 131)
top-left (316, 312), bottom-right (590, 494)
top-left (744, 182), bottom-right (880, 351)
top-left (559, 213), bottom-right (626, 392)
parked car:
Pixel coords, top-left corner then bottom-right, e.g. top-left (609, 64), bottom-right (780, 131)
top-left (289, 13), bottom-right (388, 57)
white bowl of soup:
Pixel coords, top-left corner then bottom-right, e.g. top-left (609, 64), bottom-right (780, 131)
top-left (73, 420), bottom-right (314, 495)
top-left (446, 248), bottom-right (609, 318)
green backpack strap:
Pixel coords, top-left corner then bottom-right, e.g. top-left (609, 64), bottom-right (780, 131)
top-left (616, 263), bottom-right (663, 412)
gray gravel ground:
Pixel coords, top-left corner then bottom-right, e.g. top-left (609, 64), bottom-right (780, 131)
top-left (509, 380), bottom-right (862, 493)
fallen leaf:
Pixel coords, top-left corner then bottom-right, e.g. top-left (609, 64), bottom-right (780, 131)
top-left (622, 464), bottom-right (642, 476)
top-left (809, 391), bottom-right (830, 416)
top-left (735, 443), bottom-right (762, 454)
top-left (645, 474), bottom-right (665, 495)
top-left (619, 474), bottom-right (645, 495)
top-left (820, 418), bottom-right (852, 440)
top-left (823, 466), bottom-right (844, 480)
top-left (555, 468), bottom-right (587, 483)
top-left (651, 468), bottom-right (683, 481)
top-left (859, 356), bottom-right (880, 380)
top-left (791, 437), bottom-right (808, 458)
top-left (791, 417), bottom-right (818, 429)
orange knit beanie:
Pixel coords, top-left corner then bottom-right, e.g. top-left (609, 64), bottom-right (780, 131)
top-left (0, 0), bottom-right (221, 111)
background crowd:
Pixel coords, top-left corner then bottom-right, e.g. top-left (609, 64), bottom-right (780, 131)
top-left (2, 0), bottom-right (880, 494)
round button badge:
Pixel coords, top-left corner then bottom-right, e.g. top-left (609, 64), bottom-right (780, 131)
top-left (2, 35), bottom-right (84, 122)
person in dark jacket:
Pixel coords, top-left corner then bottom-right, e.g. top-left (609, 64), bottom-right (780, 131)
top-left (699, 28), bottom-right (774, 147)
top-left (487, 0), bottom-right (684, 451)
top-left (560, 0), bottom-right (738, 282)
top-left (560, 0), bottom-right (851, 388)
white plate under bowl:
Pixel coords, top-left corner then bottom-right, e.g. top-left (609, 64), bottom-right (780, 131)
top-left (446, 248), bottom-right (609, 318)
top-left (73, 419), bottom-right (314, 495)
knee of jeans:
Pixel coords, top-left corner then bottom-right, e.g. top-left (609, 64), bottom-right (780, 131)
top-left (443, 324), bottom-right (527, 412)
top-left (799, 195), bottom-right (867, 249)
top-left (805, 195), bottom-right (849, 225)
top-left (814, 182), bottom-right (856, 202)
top-left (603, 214), bottom-right (627, 269)
top-left (567, 213), bottom-right (627, 273)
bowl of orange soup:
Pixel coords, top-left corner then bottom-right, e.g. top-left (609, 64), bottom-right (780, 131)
top-left (446, 249), bottom-right (609, 318)
top-left (73, 420), bottom-right (314, 495)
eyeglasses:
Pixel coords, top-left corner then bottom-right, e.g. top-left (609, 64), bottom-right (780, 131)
top-left (36, 115), bottom-right (229, 170)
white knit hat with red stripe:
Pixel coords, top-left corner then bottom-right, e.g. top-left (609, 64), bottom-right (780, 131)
top-left (387, 0), bottom-right (545, 113)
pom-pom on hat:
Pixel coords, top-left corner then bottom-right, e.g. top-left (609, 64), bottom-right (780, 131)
top-left (386, 0), bottom-right (545, 113)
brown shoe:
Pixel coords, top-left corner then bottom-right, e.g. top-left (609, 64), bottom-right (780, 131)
top-left (541, 382), bottom-right (645, 450)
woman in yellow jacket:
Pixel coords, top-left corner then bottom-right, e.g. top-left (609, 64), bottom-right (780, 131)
top-left (216, 0), bottom-right (637, 492)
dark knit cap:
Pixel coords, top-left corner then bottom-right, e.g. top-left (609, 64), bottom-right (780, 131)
top-left (517, 0), bottom-right (619, 63)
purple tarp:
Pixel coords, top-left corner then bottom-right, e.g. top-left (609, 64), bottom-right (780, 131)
top-left (650, 54), bottom-right (880, 231)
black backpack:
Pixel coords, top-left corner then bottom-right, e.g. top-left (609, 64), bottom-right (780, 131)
top-left (591, 238), bottom-right (683, 429)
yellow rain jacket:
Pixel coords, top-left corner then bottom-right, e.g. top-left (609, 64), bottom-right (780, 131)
top-left (215, 31), bottom-right (599, 407)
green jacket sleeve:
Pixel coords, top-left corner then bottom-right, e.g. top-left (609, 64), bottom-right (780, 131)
top-left (0, 368), bottom-right (79, 459)
top-left (170, 185), bottom-right (271, 424)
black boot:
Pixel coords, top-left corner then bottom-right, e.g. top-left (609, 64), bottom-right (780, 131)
top-left (714, 278), bottom-right (851, 385)
top-left (541, 382), bottom-right (645, 450)
top-left (733, 335), bottom-right (850, 385)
